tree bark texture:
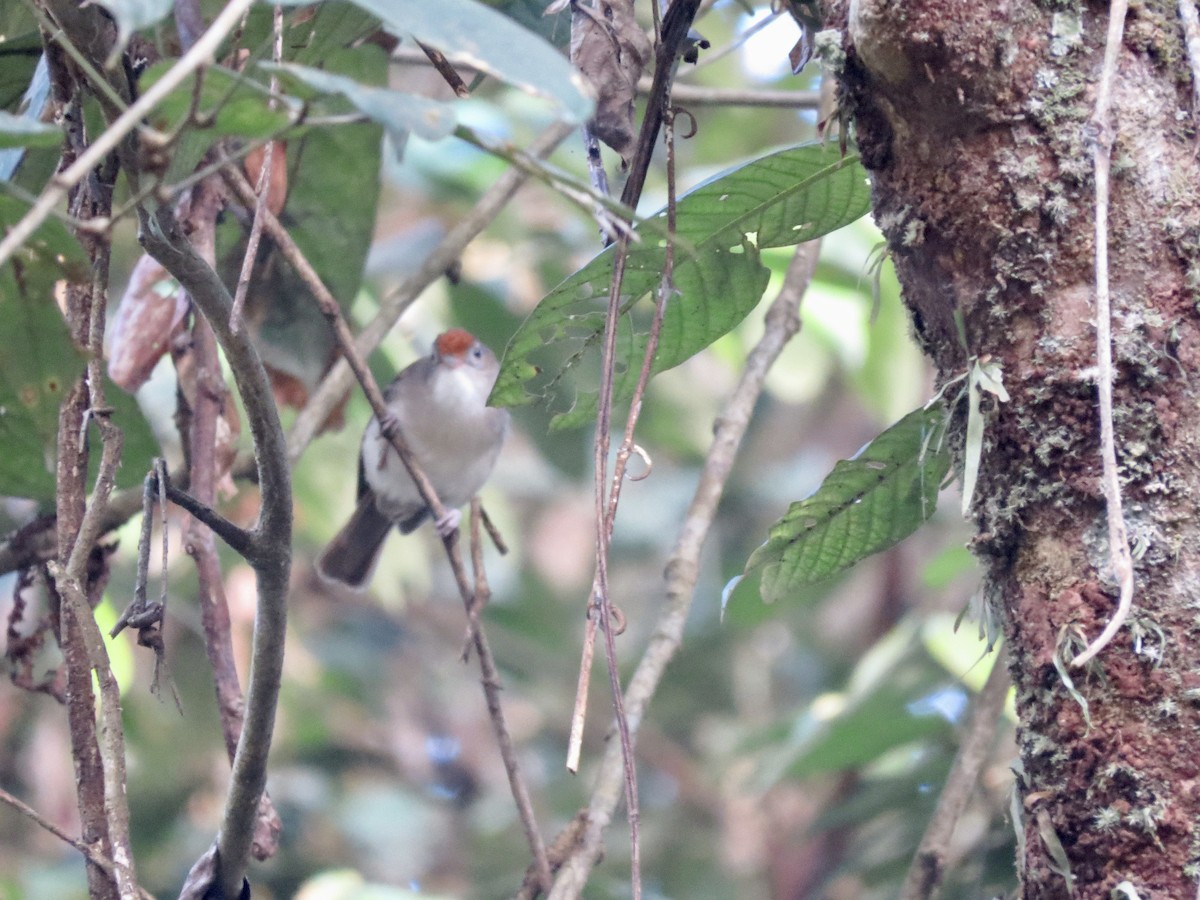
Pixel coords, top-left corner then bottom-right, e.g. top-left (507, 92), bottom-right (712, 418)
top-left (830, 1), bottom-right (1200, 896)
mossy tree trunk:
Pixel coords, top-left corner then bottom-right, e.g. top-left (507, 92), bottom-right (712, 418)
top-left (829, 1), bottom-right (1200, 896)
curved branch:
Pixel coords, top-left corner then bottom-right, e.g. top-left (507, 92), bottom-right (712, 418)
top-left (137, 204), bottom-right (291, 899)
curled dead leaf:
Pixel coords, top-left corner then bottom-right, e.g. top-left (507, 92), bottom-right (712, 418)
top-left (108, 253), bottom-right (189, 392)
top-left (568, 0), bottom-right (652, 166)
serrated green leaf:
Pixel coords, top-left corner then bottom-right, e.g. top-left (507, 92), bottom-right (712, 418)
top-left (264, 61), bottom-right (456, 145)
top-left (492, 144), bottom-right (872, 427)
top-left (746, 401), bottom-right (951, 603)
top-left (0, 110), bottom-right (60, 149)
top-left (278, 0), bottom-right (592, 123)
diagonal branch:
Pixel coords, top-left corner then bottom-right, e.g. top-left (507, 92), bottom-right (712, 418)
top-left (900, 649), bottom-right (1011, 898)
top-left (0, 0), bottom-right (257, 269)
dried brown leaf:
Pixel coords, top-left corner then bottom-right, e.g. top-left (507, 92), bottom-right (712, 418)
top-left (569, 0), bottom-right (652, 165)
top-left (107, 253), bottom-right (189, 392)
top-left (243, 141), bottom-right (289, 217)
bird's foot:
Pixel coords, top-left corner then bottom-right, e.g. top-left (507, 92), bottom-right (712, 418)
top-left (434, 508), bottom-right (461, 538)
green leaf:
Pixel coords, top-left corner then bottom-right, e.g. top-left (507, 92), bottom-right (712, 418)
top-left (754, 626), bottom-right (959, 782)
top-left (264, 61), bottom-right (457, 145)
top-left (745, 401), bottom-right (951, 604)
top-left (140, 62), bottom-right (296, 139)
top-left (492, 145), bottom-right (872, 429)
top-left (0, 110), bottom-right (60, 149)
top-left (0, 197), bottom-right (157, 501)
top-left (296, 0), bottom-right (593, 123)
top-left (220, 46), bottom-right (385, 396)
top-left (92, 0), bottom-right (172, 58)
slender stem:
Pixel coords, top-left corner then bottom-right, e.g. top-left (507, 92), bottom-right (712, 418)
top-left (1072, 0), bottom-right (1134, 667)
top-left (549, 239), bottom-right (824, 899)
top-left (0, 788), bottom-right (155, 900)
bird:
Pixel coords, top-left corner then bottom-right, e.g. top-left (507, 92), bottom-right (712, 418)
top-left (316, 329), bottom-right (509, 588)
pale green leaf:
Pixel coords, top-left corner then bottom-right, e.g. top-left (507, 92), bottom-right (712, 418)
top-left (0, 110), bottom-right (60, 149)
top-left (264, 61), bottom-right (457, 145)
top-left (93, 0), bottom-right (172, 58)
top-left (279, 0), bottom-right (593, 123)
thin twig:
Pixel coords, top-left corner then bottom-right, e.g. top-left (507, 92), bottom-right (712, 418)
top-left (418, 39), bottom-right (471, 97)
top-left (230, 5), bottom-right (283, 333)
top-left (0, 0), bottom-right (257, 269)
top-left (1179, 0), bottom-right (1200, 128)
top-left (1072, 0), bottom-right (1134, 668)
top-left (0, 788), bottom-right (155, 900)
top-left (549, 236), bottom-right (826, 899)
top-left (160, 480), bottom-right (255, 557)
top-left (900, 650), bottom-right (1010, 899)
top-left (390, 47), bottom-right (822, 108)
top-left (569, 6), bottom-right (702, 895)
top-left (655, 81), bottom-right (820, 108)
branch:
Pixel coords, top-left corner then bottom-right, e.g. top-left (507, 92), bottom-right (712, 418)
top-left (549, 238), bottom-right (824, 898)
top-left (900, 650), bottom-right (1010, 898)
top-left (1072, 0), bottom-right (1134, 668)
top-left (138, 203), bottom-right (292, 899)
top-left (162, 480), bottom-right (255, 558)
top-left (0, 0), bottom-right (257, 269)
top-left (0, 788), bottom-right (155, 900)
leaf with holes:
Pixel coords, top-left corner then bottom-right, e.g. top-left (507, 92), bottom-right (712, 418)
top-left (492, 144), bottom-right (872, 428)
top-left (745, 401), bottom-right (951, 604)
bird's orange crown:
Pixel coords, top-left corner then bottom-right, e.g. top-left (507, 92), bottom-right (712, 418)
top-left (435, 329), bottom-right (476, 357)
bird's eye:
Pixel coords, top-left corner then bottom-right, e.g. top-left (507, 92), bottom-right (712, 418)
top-left (471, 344), bottom-right (484, 361)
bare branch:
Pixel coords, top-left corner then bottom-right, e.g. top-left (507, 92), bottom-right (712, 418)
top-left (901, 651), bottom-right (1010, 898)
top-left (1072, 0), bottom-right (1134, 668)
top-left (0, 788), bottom-right (155, 900)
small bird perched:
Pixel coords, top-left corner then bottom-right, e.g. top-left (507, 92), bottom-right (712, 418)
top-left (317, 329), bottom-right (509, 588)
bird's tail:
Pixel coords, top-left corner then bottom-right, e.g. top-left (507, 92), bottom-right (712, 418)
top-left (316, 496), bottom-right (394, 589)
